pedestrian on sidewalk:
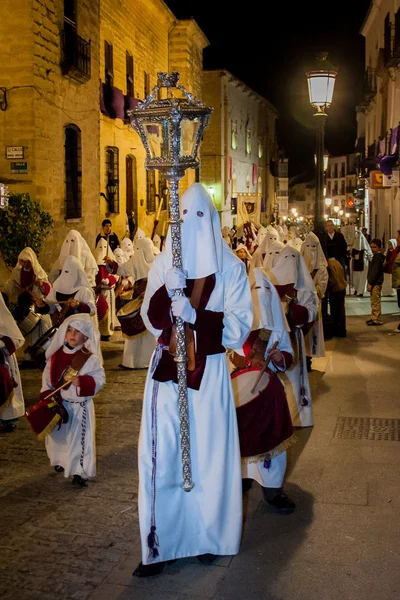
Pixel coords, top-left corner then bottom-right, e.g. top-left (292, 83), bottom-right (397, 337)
top-left (327, 258), bottom-right (347, 337)
top-left (390, 230), bottom-right (400, 333)
top-left (382, 238), bottom-right (396, 297)
top-left (40, 314), bottom-right (105, 487)
top-left (366, 239), bottom-right (385, 326)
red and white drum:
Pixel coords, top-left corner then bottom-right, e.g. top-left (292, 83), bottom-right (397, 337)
top-left (116, 297), bottom-right (146, 337)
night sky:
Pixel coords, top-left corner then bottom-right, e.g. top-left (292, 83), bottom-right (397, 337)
top-left (164, 0), bottom-right (372, 179)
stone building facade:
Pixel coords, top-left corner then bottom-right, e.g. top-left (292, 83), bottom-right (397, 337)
top-left (0, 0), bottom-right (208, 275)
top-left (357, 0), bottom-right (400, 240)
top-left (200, 70), bottom-right (278, 228)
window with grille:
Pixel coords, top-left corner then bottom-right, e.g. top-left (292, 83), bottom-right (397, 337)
top-left (146, 170), bottom-right (156, 213)
top-left (126, 51), bottom-right (134, 97)
top-left (246, 129), bottom-right (251, 155)
top-left (105, 41), bottom-right (113, 85)
top-left (105, 146), bottom-right (119, 213)
top-left (64, 124), bottom-right (82, 219)
top-left (144, 71), bottom-right (150, 98)
top-left (231, 120), bottom-right (238, 150)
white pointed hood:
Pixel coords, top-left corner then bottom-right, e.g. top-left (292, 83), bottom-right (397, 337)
top-left (95, 237), bottom-right (114, 265)
top-left (252, 267), bottom-right (290, 332)
top-left (263, 241), bottom-right (284, 273)
top-left (0, 293), bottom-right (25, 349)
top-left (257, 225), bottom-right (281, 255)
top-left (133, 237), bottom-right (156, 280)
top-left (164, 183), bottom-right (223, 278)
top-left (52, 255), bottom-right (93, 295)
top-left (45, 313), bottom-right (102, 363)
top-left (121, 238), bottom-right (134, 260)
top-left (301, 231), bottom-right (328, 272)
top-left (113, 248), bottom-right (126, 265)
top-left (56, 229), bottom-right (98, 275)
top-left (134, 228), bottom-right (146, 243)
top-left (353, 229), bottom-right (372, 258)
top-left (270, 245), bottom-right (315, 292)
top-left (11, 247), bottom-right (48, 284)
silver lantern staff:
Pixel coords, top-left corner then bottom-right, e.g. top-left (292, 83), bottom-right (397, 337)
top-left (129, 72), bottom-right (212, 492)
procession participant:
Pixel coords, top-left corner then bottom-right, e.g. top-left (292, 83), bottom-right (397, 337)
top-left (41, 256), bottom-right (96, 324)
top-left (113, 247), bottom-right (134, 302)
top-left (230, 268), bottom-right (296, 513)
top-left (0, 293), bottom-right (25, 432)
top-left (252, 225), bottom-right (281, 267)
top-left (351, 229), bottom-right (372, 297)
top-left (95, 219), bottom-right (120, 253)
top-left (301, 232), bottom-right (328, 369)
top-left (49, 230), bottom-right (98, 286)
top-left (323, 219), bottom-right (348, 274)
top-left (269, 246), bottom-right (318, 428)
top-left (134, 183), bottom-right (252, 577)
top-left (382, 238), bottom-right (396, 297)
top-left (40, 314), bottom-right (105, 486)
top-left (222, 226), bottom-right (233, 247)
top-left (5, 247), bottom-right (53, 361)
top-left (235, 243), bottom-right (253, 274)
top-left (133, 227), bottom-right (146, 243)
top-left (262, 240), bottom-right (284, 272)
top-left (121, 237), bottom-right (135, 261)
top-left (153, 234), bottom-right (162, 251)
top-left (94, 238), bottom-right (117, 341)
top-left (287, 227), bottom-right (303, 252)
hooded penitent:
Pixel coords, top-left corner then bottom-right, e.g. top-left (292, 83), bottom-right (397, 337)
top-left (113, 248), bottom-right (126, 265)
top-left (301, 232), bottom-right (328, 273)
top-left (270, 246), bottom-right (315, 292)
top-left (252, 267), bottom-right (290, 333)
top-left (132, 237), bottom-right (156, 281)
top-left (52, 256), bottom-right (93, 296)
top-left (121, 238), bottom-right (134, 260)
top-left (12, 247), bottom-right (48, 282)
top-left (263, 241), bottom-right (284, 273)
top-left (94, 238), bottom-right (115, 265)
top-left (58, 230), bottom-right (97, 272)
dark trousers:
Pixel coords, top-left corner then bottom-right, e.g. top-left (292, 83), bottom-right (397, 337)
top-left (397, 289), bottom-right (400, 309)
top-left (329, 289), bottom-right (346, 337)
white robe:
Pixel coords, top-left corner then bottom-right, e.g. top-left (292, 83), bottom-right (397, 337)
top-left (139, 249), bottom-right (252, 564)
top-left (42, 352), bottom-right (105, 479)
top-left (0, 344), bottom-right (25, 421)
top-left (304, 267), bottom-right (328, 358)
top-left (351, 233), bottom-right (372, 296)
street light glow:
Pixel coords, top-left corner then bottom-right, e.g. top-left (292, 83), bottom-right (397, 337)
top-left (325, 197), bottom-right (332, 206)
top-left (306, 53), bottom-right (337, 111)
top-left (333, 205), bottom-right (340, 213)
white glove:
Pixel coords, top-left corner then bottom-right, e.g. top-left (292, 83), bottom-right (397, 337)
top-left (171, 295), bottom-right (196, 324)
top-left (122, 279), bottom-right (129, 288)
top-left (101, 278), bottom-right (110, 286)
top-left (165, 267), bottom-right (186, 296)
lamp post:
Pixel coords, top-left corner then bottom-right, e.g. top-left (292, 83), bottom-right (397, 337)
top-left (129, 72), bottom-right (212, 492)
top-left (306, 53), bottom-right (337, 234)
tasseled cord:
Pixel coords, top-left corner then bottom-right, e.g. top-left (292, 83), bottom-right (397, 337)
top-left (297, 329), bottom-right (309, 407)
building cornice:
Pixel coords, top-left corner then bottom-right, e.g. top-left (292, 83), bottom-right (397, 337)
top-left (360, 0), bottom-right (381, 37)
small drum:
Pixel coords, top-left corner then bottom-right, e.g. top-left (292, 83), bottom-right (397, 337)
top-left (116, 296), bottom-right (146, 337)
top-left (27, 325), bottom-right (58, 370)
top-left (26, 397), bottom-right (62, 440)
top-left (231, 367), bottom-right (293, 459)
top-left (16, 308), bottom-right (41, 337)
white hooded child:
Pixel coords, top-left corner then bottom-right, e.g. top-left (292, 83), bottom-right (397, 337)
top-left (269, 246), bottom-right (318, 427)
top-left (94, 238), bottom-right (117, 339)
top-left (351, 229), bottom-right (373, 296)
top-left (121, 237), bottom-right (135, 261)
top-left (40, 314), bottom-right (105, 486)
top-left (49, 230), bottom-right (98, 287)
top-left (301, 232), bottom-right (328, 362)
top-left (0, 293), bottom-right (25, 432)
top-left (134, 183), bottom-right (253, 577)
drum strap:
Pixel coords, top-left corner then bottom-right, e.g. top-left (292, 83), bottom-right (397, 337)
top-left (56, 348), bottom-right (93, 391)
top-left (168, 277), bottom-right (206, 371)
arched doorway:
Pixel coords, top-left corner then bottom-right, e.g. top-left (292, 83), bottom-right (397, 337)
top-left (126, 154), bottom-right (137, 217)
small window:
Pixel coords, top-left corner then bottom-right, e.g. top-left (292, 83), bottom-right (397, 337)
top-left (105, 146), bottom-right (119, 213)
top-left (126, 51), bottom-right (134, 97)
top-left (64, 124), bottom-right (82, 219)
top-left (105, 41), bottom-right (113, 85)
top-left (258, 140), bottom-right (263, 159)
top-left (64, 0), bottom-right (76, 25)
top-left (146, 170), bottom-right (156, 212)
top-left (231, 120), bottom-right (238, 150)
top-left (144, 71), bottom-right (150, 98)
top-left (246, 129), bottom-right (251, 155)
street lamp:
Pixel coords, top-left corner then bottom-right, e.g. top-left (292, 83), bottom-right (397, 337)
top-left (333, 205), bottom-right (340, 214)
top-left (314, 151), bottom-right (329, 171)
top-left (306, 52), bottom-right (337, 234)
top-left (129, 72), bottom-right (212, 492)
top-left (338, 209), bottom-right (344, 216)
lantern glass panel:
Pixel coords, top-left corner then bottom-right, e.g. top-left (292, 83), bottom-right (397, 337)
top-left (307, 73), bottom-right (335, 107)
top-left (144, 122), bottom-right (163, 158)
top-left (180, 118), bottom-right (200, 157)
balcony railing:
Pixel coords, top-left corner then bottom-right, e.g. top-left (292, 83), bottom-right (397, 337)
top-left (62, 29), bottom-right (91, 83)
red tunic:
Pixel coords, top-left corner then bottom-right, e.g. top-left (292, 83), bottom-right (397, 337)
top-left (40, 346), bottom-right (95, 399)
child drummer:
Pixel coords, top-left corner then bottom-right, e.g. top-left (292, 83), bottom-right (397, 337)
top-left (40, 314), bottom-right (105, 487)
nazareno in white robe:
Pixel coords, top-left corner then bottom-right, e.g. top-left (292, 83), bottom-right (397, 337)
top-left (351, 230), bottom-right (372, 295)
top-left (139, 246), bottom-right (252, 564)
top-left (41, 315), bottom-right (105, 479)
top-left (0, 294), bottom-right (25, 421)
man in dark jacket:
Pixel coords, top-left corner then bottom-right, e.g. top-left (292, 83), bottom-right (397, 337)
top-left (323, 220), bottom-right (348, 274)
top-left (95, 219), bottom-right (120, 252)
top-left (366, 239), bottom-right (385, 326)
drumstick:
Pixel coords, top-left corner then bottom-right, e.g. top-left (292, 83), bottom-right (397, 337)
top-left (250, 341), bottom-right (279, 394)
top-left (43, 378), bottom-right (75, 400)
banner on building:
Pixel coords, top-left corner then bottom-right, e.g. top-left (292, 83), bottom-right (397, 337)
top-left (383, 168), bottom-right (400, 187)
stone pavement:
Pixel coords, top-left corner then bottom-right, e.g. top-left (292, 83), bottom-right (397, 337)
top-left (1, 298), bottom-right (400, 600)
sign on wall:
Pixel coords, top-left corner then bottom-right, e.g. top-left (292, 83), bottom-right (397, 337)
top-left (370, 170), bottom-right (390, 189)
top-left (10, 161), bottom-right (28, 174)
top-left (6, 146), bottom-right (24, 159)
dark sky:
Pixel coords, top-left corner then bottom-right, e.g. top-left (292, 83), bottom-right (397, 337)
top-left (164, 0), bottom-right (372, 178)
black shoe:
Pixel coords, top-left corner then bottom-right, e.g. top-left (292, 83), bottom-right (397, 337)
top-left (118, 363), bottom-right (135, 370)
top-left (366, 319), bottom-right (374, 325)
top-left (197, 553), bottom-right (217, 565)
top-left (306, 356), bottom-right (312, 372)
top-left (357, 294), bottom-right (364, 298)
top-left (367, 321), bottom-right (382, 326)
top-left (242, 478), bottom-right (253, 493)
top-left (2, 422), bottom-right (17, 433)
top-left (100, 335), bottom-right (111, 342)
top-left (54, 465), bottom-right (64, 473)
top-left (132, 561), bottom-right (166, 578)
top-left (72, 475), bottom-right (88, 487)
top-left (263, 489), bottom-right (296, 514)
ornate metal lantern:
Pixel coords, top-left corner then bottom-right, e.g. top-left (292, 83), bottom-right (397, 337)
top-left (128, 73), bottom-right (213, 492)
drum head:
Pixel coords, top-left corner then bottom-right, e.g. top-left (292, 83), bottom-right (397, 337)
top-left (231, 367), bottom-right (270, 408)
top-left (116, 297), bottom-right (143, 318)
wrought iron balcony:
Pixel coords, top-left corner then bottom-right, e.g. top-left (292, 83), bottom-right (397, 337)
top-left (62, 29), bottom-right (91, 83)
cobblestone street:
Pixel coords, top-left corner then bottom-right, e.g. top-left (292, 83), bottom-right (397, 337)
top-left (1, 297), bottom-right (400, 600)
